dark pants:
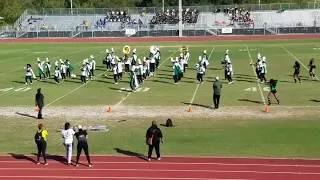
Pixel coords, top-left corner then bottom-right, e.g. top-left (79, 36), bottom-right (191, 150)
top-left (106, 61), bottom-right (111, 70)
top-left (227, 75), bottom-right (233, 82)
top-left (256, 69), bottom-right (261, 79)
top-left (183, 64), bottom-right (188, 73)
top-left (213, 94), bottom-right (220, 109)
top-left (224, 70), bottom-right (227, 79)
top-left (81, 75), bottom-right (86, 84)
top-left (137, 75), bottom-right (143, 84)
top-left (173, 75), bottom-right (178, 83)
top-left (54, 76), bottom-right (60, 83)
top-left (61, 73), bottom-right (66, 79)
top-left (125, 64), bottom-right (130, 72)
top-left (90, 69), bottom-right (94, 77)
top-left (260, 73), bottom-right (267, 82)
top-left (37, 106), bottom-right (43, 119)
top-left (118, 72), bottom-right (123, 80)
top-left (150, 63), bottom-right (155, 73)
top-left (66, 68), bottom-right (71, 77)
top-left (148, 143), bottom-right (160, 159)
top-left (25, 76), bottom-right (32, 83)
top-left (113, 74), bottom-right (118, 83)
top-left (156, 59), bottom-right (160, 69)
top-left (37, 141), bottom-right (47, 163)
top-left (76, 143), bottom-right (91, 164)
top-left (45, 70), bottom-right (50, 78)
top-left (39, 73), bottom-right (46, 79)
top-left (197, 73), bottom-right (203, 82)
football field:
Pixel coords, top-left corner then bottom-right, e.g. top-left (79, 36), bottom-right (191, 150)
top-left (0, 39), bottom-right (320, 157)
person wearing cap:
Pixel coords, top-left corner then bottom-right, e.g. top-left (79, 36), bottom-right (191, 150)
top-left (80, 62), bottom-right (87, 84)
top-left (45, 58), bottom-right (51, 78)
top-left (137, 59), bottom-right (143, 84)
top-left (75, 125), bottom-right (93, 167)
top-left (213, 77), bottom-right (222, 109)
top-left (35, 88), bottom-right (44, 119)
top-left (112, 61), bottom-right (119, 84)
top-left (146, 121), bottom-right (163, 162)
top-left (37, 58), bottom-right (46, 80)
top-left (90, 55), bottom-right (96, 77)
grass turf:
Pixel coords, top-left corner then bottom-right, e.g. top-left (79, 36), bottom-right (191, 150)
top-left (0, 39), bottom-right (320, 157)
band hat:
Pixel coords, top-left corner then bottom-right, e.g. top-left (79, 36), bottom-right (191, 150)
top-left (78, 125), bottom-right (83, 129)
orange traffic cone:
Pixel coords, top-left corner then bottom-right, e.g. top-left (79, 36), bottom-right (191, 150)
top-left (108, 106), bottom-right (112, 113)
top-left (188, 106), bottom-right (193, 112)
top-left (265, 106), bottom-right (270, 113)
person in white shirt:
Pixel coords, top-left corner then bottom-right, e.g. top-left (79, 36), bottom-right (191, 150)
top-left (24, 64), bottom-right (36, 85)
top-left (112, 62), bottom-right (118, 84)
top-left (80, 63), bottom-right (87, 84)
top-left (149, 54), bottom-right (156, 76)
top-left (90, 55), bottom-right (96, 77)
top-left (196, 63), bottom-right (205, 84)
top-left (61, 122), bottom-right (75, 166)
top-left (116, 57), bottom-right (123, 80)
top-left (60, 62), bottom-right (67, 80)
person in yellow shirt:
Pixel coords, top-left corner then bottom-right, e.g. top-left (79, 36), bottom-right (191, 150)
top-left (34, 124), bottom-right (48, 165)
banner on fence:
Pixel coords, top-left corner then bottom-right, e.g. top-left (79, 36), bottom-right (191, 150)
top-left (222, 28), bottom-right (233, 34)
top-left (125, 29), bottom-right (136, 35)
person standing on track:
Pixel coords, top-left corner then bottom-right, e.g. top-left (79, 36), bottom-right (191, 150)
top-left (75, 125), bottom-right (93, 167)
top-left (213, 77), bottom-right (222, 109)
top-left (146, 121), bottom-right (163, 162)
top-left (61, 122), bottom-right (75, 166)
top-left (34, 124), bottom-right (48, 165)
top-left (35, 88), bottom-right (44, 119)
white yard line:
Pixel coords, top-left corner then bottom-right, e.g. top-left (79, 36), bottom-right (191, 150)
top-left (188, 47), bottom-right (215, 107)
top-left (0, 49), bottom-right (28, 55)
top-left (113, 49), bottom-right (179, 108)
top-left (282, 45), bottom-right (320, 81)
top-left (246, 46), bottom-right (266, 105)
top-left (0, 176), bottom-right (247, 180)
top-left (0, 48), bottom-right (88, 77)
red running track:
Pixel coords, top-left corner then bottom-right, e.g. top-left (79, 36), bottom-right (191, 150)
top-left (1, 155), bottom-right (320, 180)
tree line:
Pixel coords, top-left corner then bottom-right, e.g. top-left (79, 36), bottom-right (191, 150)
top-left (0, 0), bottom-right (309, 25)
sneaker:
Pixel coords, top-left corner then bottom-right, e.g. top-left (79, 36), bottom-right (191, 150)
top-left (88, 164), bottom-right (93, 167)
top-left (36, 161), bottom-right (40, 165)
top-left (31, 83), bottom-right (33, 85)
top-left (115, 82), bottom-right (118, 84)
top-left (228, 82), bottom-right (232, 84)
top-left (157, 158), bottom-right (161, 161)
top-left (25, 83), bottom-right (28, 85)
top-left (76, 164), bottom-right (79, 167)
top-left (148, 158), bottom-right (151, 162)
top-left (44, 163), bottom-right (48, 166)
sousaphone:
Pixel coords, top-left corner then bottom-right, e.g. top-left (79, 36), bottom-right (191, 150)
top-left (150, 45), bottom-right (157, 54)
top-left (180, 46), bottom-right (187, 54)
top-left (123, 45), bottom-right (131, 55)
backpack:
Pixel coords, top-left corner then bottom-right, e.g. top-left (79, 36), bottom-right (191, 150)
top-left (34, 131), bottom-right (44, 144)
top-left (166, 118), bottom-right (173, 127)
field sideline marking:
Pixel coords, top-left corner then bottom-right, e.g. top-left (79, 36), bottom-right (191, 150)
top-left (281, 45), bottom-right (320, 81)
top-left (245, 46), bottom-right (266, 105)
top-left (188, 47), bottom-right (215, 107)
top-left (114, 49), bottom-right (179, 108)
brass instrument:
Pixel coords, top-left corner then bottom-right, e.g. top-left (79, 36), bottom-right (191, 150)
top-left (180, 46), bottom-right (187, 54)
top-left (150, 45), bottom-right (157, 54)
top-left (123, 45), bottom-right (131, 55)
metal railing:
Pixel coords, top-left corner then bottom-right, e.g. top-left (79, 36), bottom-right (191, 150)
top-left (24, 3), bottom-right (320, 16)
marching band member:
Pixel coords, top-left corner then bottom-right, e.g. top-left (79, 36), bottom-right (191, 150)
top-left (144, 57), bottom-right (151, 79)
top-left (137, 59), bottom-right (144, 84)
top-left (260, 56), bottom-right (267, 83)
top-left (185, 47), bottom-right (190, 69)
top-left (250, 53), bottom-right (262, 79)
top-left (45, 58), bottom-right (51, 78)
top-left (60, 59), bottom-right (67, 80)
top-left (226, 62), bottom-right (234, 84)
top-left (116, 56), bottom-right (123, 80)
top-left (201, 54), bottom-right (209, 71)
top-left (80, 62), bottom-right (87, 84)
top-left (155, 47), bottom-right (161, 69)
top-left (124, 54), bottom-right (130, 74)
top-left (309, 58), bottom-right (316, 79)
top-left (203, 50), bottom-right (208, 61)
top-left (25, 64), bottom-right (36, 85)
top-left (293, 61), bottom-right (301, 83)
top-left (65, 59), bottom-right (71, 78)
top-left (196, 63), bottom-right (205, 84)
top-left (143, 60), bottom-right (148, 81)
top-left (55, 60), bottom-right (59, 69)
top-left (267, 79), bottom-right (280, 105)
top-left (85, 59), bottom-right (92, 80)
top-left (37, 58), bottom-right (46, 80)
top-left (54, 65), bottom-right (61, 84)
top-left (172, 58), bottom-right (183, 84)
top-left (179, 53), bottom-right (185, 73)
top-left (150, 53), bottom-right (156, 76)
top-left (112, 61), bottom-right (118, 84)
top-left (111, 49), bottom-right (116, 71)
top-left (130, 65), bottom-right (139, 92)
top-left (90, 55), bottom-right (96, 77)
top-left (131, 49), bottom-right (137, 66)
top-left (105, 49), bottom-right (112, 71)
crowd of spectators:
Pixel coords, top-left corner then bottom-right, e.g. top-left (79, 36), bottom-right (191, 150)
top-left (149, 8), bottom-right (199, 25)
top-left (95, 10), bottom-right (132, 29)
top-left (214, 7), bottom-right (253, 26)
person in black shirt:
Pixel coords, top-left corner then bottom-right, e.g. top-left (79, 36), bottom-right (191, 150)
top-left (293, 61), bottom-right (301, 83)
top-left (146, 121), bottom-right (163, 161)
top-left (35, 88), bottom-right (44, 119)
top-left (75, 125), bottom-right (93, 167)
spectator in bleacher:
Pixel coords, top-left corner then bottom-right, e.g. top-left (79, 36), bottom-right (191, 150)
top-left (149, 8), bottom-right (199, 25)
top-left (85, 21), bottom-right (89, 31)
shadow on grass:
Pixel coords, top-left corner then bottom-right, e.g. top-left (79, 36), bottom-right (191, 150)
top-left (40, 80), bottom-right (57, 84)
top-left (233, 79), bottom-right (257, 83)
top-left (151, 79), bottom-right (171, 84)
top-left (310, 99), bottom-right (320, 102)
top-left (181, 102), bottom-right (213, 109)
top-left (12, 80), bottom-right (26, 84)
top-left (234, 73), bottom-right (256, 77)
top-left (114, 148), bottom-right (147, 161)
top-left (64, 79), bottom-right (83, 84)
top-left (238, 99), bottom-right (263, 104)
top-left (97, 80), bottom-right (116, 84)
top-left (15, 112), bottom-right (37, 119)
top-left (109, 87), bottom-right (132, 92)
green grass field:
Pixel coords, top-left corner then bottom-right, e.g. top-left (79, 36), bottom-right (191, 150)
top-left (0, 39), bottom-right (320, 158)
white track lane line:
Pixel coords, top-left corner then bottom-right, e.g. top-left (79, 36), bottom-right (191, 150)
top-left (188, 46), bottom-right (214, 107)
top-left (113, 49), bottom-right (179, 108)
top-left (246, 46), bottom-right (266, 105)
top-left (281, 45), bottom-right (320, 81)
